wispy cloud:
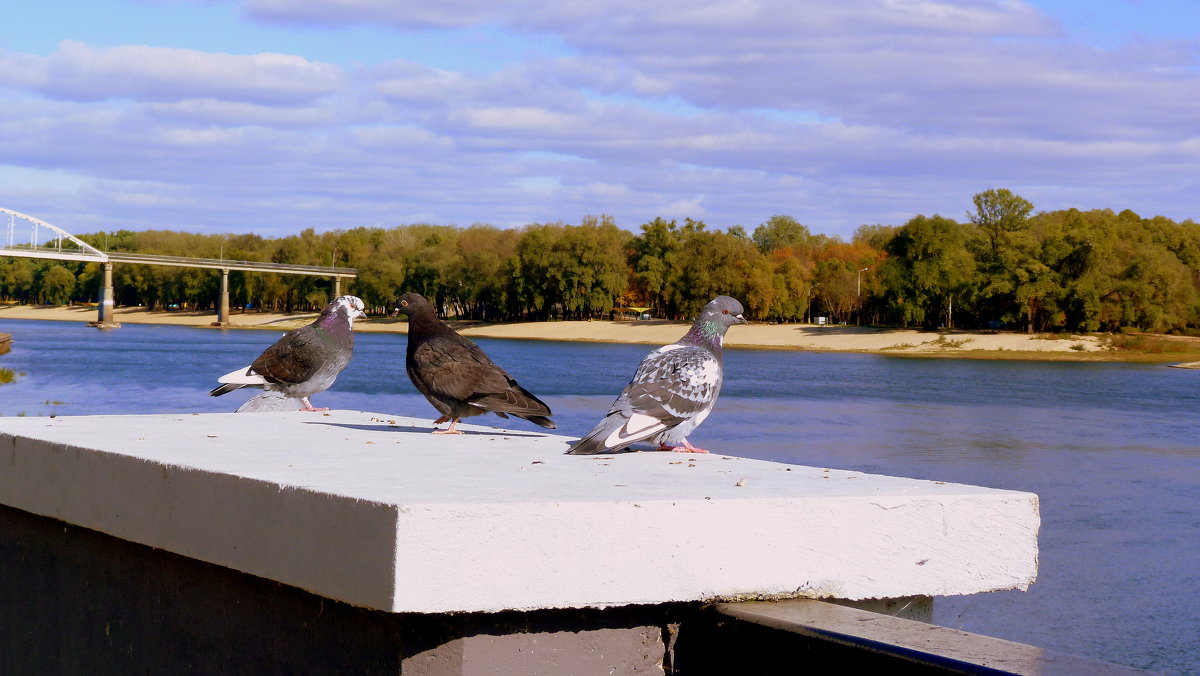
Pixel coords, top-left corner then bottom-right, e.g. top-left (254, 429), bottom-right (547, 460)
top-left (2, 41), bottom-right (344, 104)
top-left (0, 0), bottom-right (1197, 237)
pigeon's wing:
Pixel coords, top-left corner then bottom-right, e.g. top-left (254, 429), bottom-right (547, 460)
top-left (408, 333), bottom-right (497, 404)
top-left (567, 344), bottom-right (720, 454)
top-left (411, 334), bottom-right (553, 420)
top-left (250, 325), bottom-right (326, 386)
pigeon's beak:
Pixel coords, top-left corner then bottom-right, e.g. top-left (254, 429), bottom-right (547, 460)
top-left (735, 314), bottom-right (747, 324)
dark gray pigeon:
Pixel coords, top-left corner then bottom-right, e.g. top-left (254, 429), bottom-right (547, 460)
top-left (210, 295), bottom-right (366, 411)
top-left (566, 295), bottom-right (745, 455)
top-left (394, 292), bottom-right (555, 434)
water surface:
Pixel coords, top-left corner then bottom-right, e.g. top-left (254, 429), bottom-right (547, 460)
top-left (0, 319), bottom-right (1196, 674)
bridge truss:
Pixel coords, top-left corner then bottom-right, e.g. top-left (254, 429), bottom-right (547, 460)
top-left (0, 208), bottom-right (357, 327)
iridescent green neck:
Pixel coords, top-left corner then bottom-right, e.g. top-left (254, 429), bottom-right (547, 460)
top-left (681, 317), bottom-right (725, 352)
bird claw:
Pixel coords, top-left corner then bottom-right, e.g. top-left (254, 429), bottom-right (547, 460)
top-left (432, 419), bottom-right (463, 434)
top-left (657, 442), bottom-right (710, 454)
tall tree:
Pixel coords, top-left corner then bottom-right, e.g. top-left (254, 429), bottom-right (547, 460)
top-left (629, 217), bottom-right (682, 318)
top-left (968, 188), bottom-right (1051, 331)
top-left (882, 215), bottom-right (975, 328)
top-left (752, 215), bottom-right (811, 254)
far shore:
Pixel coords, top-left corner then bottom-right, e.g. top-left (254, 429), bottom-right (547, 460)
top-left (2, 303), bottom-right (1200, 363)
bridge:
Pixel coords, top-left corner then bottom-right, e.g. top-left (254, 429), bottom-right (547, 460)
top-left (1, 207), bottom-right (357, 327)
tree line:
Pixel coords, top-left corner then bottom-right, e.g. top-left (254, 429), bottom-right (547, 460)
top-left (2, 189), bottom-right (1198, 333)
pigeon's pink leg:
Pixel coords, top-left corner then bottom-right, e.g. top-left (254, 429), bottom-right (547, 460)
top-left (299, 398), bottom-right (330, 412)
top-left (432, 418), bottom-right (464, 434)
top-left (656, 439), bottom-right (710, 454)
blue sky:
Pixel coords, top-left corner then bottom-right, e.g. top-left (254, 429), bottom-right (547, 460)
top-left (1, 0), bottom-right (1197, 238)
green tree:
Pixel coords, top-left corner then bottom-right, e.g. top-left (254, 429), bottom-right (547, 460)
top-left (752, 215), bottom-right (811, 254)
top-left (969, 188), bottom-right (1034, 261)
top-left (667, 224), bottom-right (773, 319)
top-left (39, 265), bottom-right (76, 305)
top-left (882, 215), bottom-right (975, 328)
top-left (629, 217), bottom-right (682, 318)
top-left (967, 188), bottom-right (1054, 331)
top-left (548, 216), bottom-right (629, 319)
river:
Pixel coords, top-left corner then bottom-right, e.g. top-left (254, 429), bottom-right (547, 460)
top-left (0, 319), bottom-right (1196, 674)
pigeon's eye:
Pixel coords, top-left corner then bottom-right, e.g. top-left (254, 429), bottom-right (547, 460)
top-left (722, 309), bottom-right (729, 314)
top-left (401, 300), bottom-right (409, 307)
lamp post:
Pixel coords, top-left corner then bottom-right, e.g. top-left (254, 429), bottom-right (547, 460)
top-left (856, 267), bottom-right (870, 326)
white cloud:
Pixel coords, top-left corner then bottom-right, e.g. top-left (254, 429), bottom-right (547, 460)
top-left (145, 99), bottom-right (338, 127)
top-left (0, 41), bottom-right (344, 104)
top-left (1, 0), bottom-right (1198, 240)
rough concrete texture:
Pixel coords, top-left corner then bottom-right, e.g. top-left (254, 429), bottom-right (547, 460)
top-left (0, 410), bottom-right (1040, 613)
top-left (0, 504), bottom-right (672, 675)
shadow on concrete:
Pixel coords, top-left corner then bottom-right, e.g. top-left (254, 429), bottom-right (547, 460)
top-left (303, 420), bottom-right (556, 438)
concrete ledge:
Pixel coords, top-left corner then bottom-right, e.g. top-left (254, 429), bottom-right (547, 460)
top-left (0, 411), bottom-right (1039, 613)
top-left (713, 599), bottom-right (1149, 675)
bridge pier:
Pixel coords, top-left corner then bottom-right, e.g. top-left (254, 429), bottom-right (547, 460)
top-left (89, 262), bottom-right (120, 329)
top-left (333, 276), bottom-right (341, 298)
top-left (213, 268), bottom-right (231, 327)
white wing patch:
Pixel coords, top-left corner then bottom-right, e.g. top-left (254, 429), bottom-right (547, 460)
top-left (603, 413), bottom-right (667, 449)
top-left (695, 357), bottom-right (721, 386)
top-left (217, 366), bottom-right (266, 386)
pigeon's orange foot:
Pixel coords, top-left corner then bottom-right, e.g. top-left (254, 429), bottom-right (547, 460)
top-left (432, 419), bottom-right (463, 434)
top-left (433, 416), bottom-right (450, 424)
top-left (657, 442), bottom-right (710, 454)
top-left (298, 397), bottom-right (329, 412)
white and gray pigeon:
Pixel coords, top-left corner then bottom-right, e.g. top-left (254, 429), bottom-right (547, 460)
top-left (566, 295), bottom-right (746, 455)
top-left (209, 295), bottom-right (366, 411)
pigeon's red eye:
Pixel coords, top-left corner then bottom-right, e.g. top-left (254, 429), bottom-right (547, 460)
top-left (722, 309), bottom-right (729, 314)
top-left (401, 300), bottom-right (409, 307)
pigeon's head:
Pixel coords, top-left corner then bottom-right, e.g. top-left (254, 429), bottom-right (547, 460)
top-left (330, 295), bottom-right (367, 324)
top-left (701, 295), bottom-right (747, 329)
top-left (392, 292), bottom-right (432, 318)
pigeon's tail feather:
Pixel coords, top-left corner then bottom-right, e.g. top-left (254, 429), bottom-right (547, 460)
top-left (472, 385), bottom-right (554, 425)
top-left (565, 436), bottom-right (604, 455)
top-left (519, 414), bottom-right (556, 430)
top-left (212, 366), bottom-right (268, 397)
top-left (565, 417), bottom-right (625, 455)
top-left (217, 366), bottom-right (267, 386)
top-left (209, 383), bottom-right (245, 397)
top-left (566, 411), bottom-right (667, 455)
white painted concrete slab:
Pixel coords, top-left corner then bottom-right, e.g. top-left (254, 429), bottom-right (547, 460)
top-left (0, 411), bottom-right (1039, 613)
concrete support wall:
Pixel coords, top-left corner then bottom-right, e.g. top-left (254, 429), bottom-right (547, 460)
top-left (2, 504), bottom-right (990, 676)
top-left (0, 504), bottom-right (676, 675)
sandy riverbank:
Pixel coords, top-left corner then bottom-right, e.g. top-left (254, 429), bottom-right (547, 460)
top-left (0, 303), bottom-right (1136, 358)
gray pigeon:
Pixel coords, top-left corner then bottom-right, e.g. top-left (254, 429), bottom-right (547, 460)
top-left (210, 295), bottom-right (366, 411)
top-left (566, 295), bottom-right (745, 455)
top-left (395, 292), bottom-right (555, 434)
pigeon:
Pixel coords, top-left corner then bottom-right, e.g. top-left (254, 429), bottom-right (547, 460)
top-left (566, 295), bottom-right (746, 455)
top-left (394, 292), bottom-right (555, 434)
top-left (210, 295), bottom-right (366, 411)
